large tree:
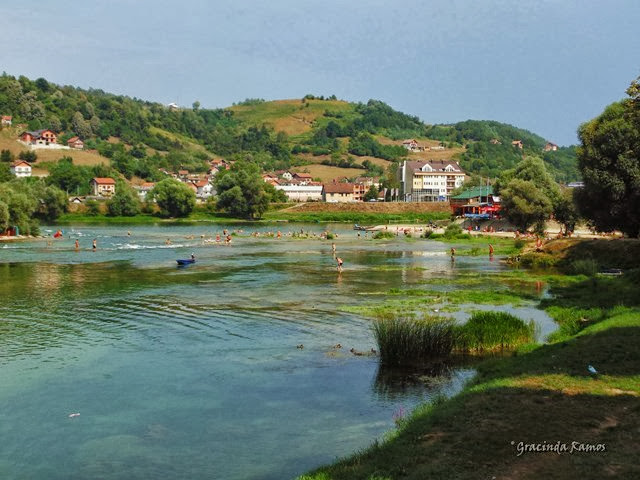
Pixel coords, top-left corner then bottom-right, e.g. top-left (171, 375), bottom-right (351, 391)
top-left (149, 178), bottom-right (196, 217)
top-left (575, 77), bottom-right (640, 237)
top-left (214, 161), bottom-right (273, 219)
top-left (497, 156), bottom-right (560, 233)
top-left (107, 184), bottom-right (141, 217)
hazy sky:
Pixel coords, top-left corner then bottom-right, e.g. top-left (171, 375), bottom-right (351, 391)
top-left (2, 0), bottom-right (639, 145)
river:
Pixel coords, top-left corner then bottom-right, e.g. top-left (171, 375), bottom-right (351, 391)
top-left (0, 223), bottom-right (551, 479)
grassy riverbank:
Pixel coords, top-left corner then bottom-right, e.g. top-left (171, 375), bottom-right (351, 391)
top-left (56, 204), bottom-right (451, 225)
top-left (299, 239), bottom-right (640, 480)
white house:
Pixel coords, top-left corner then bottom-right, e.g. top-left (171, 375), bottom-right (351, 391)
top-left (10, 160), bottom-right (31, 177)
top-left (275, 184), bottom-right (323, 202)
top-left (195, 180), bottom-right (214, 199)
top-left (135, 182), bottom-right (156, 200)
top-left (400, 160), bottom-right (465, 202)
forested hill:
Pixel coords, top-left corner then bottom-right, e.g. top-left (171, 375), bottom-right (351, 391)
top-left (0, 73), bottom-right (578, 183)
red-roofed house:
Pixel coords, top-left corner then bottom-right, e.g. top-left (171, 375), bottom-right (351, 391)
top-left (91, 177), bottom-right (116, 196)
top-left (543, 142), bottom-right (558, 152)
top-left (1, 116), bottom-right (12, 127)
top-left (67, 136), bottom-right (84, 149)
top-left (511, 140), bottom-right (523, 149)
top-left (323, 182), bottom-right (356, 202)
top-left (20, 129), bottom-right (57, 146)
top-left (194, 180), bottom-right (214, 199)
top-left (10, 160), bottom-right (31, 177)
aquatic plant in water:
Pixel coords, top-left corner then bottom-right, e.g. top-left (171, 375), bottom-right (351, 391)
top-left (372, 314), bottom-right (456, 367)
top-left (454, 311), bottom-right (535, 352)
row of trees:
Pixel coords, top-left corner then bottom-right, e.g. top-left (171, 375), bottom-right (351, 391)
top-left (0, 179), bottom-right (67, 234)
top-left (497, 76), bottom-right (640, 238)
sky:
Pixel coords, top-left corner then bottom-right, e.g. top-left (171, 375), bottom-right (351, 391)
top-left (1, 0), bottom-right (639, 146)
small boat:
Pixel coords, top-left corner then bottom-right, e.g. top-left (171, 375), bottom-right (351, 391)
top-left (176, 258), bottom-right (196, 265)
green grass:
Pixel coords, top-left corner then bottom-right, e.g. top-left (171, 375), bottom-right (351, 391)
top-left (299, 308), bottom-right (640, 480)
top-left (372, 315), bottom-right (456, 366)
top-left (454, 311), bottom-right (536, 352)
top-left (299, 241), bottom-right (640, 479)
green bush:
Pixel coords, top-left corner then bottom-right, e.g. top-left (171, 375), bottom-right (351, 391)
top-left (569, 258), bottom-right (599, 276)
top-left (454, 311), bottom-right (536, 351)
top-left (85, 199), bottom-right (101, 216)
top-left (373, 231), bottom-right (395, 239)
top-left (444, 223), bottom-right (463, 238)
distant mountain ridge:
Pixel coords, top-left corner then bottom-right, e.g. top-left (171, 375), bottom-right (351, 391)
top-left (0, 74), bottom-right (579, 183)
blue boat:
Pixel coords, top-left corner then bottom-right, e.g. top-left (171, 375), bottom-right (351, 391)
top-left (176, 254), bottom-right (196, 265)
top-left (176, 258), bottom-right (195, 265)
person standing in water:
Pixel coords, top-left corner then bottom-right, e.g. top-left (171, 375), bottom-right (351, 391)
top-left (75, 239), bottom-right (79, 250)
top-left (92, 239), bottom-right (97, 251)
top-left (489, 244), bottom-right (494, 256)
top-left (450, 247), bottom-right (456, 261)
top-left (336, 257), bottom-right (343, 273)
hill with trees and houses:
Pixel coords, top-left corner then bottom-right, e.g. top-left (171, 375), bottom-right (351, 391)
top-left (0, 73), bottom-right (579, 190)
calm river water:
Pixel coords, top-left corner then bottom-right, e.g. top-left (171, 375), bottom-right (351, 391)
top-left (0, 223), bottom-right (553, 479)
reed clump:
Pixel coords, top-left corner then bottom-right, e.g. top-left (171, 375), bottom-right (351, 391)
top-left (454, 311), bottom-right (535, 352)
top-left (372, 315), bottom-right (456, 367)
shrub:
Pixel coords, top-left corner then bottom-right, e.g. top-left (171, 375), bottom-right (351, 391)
top-left (454, 311), bottom-right (536, 352)
top-left (373, 231), bottom-right (395, 239)
top-left (421, 229), bottom-right (434, 239)
top-left (444, 223), bottom-right (463, 238)
top-left (569, 258), bottom-right (599, 276)
top-left (326, 232), bottom-right (335, 240)
top-left (373, 315), bottom-right (456, 367)
top-left (85, 199), bottom-right (101, 216)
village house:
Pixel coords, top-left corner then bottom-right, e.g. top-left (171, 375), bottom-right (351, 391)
top-left (194, 180), bottom-right (214, 199)
top-left (135, 182), bottom-right (156, 200)
top-left (167, 102), bottom-right (179, 111)
top-left (544, 142), bottom-right (558, 152)
top-left (275, 184), bottom-right (323, 202)
top-left (90, 177), bottom-right (116, 197)
top-left (1, 115), bottom-right (12, 127)
top-left (323, 182), bottom-right (357, 202)
top-left (354, 176), bottom-right (381, 188)
top-left (401, 139), bottom-right (420, 152)
top-left (449, 185), bottom-right (501, 218)
top-left (67, 136), bottom-right (84, 149)
top-left (19, 129), bottom-right (57, 147)
top-left (400, 159), bottom-right (466, 202)
top-left (511, 140), bottom-right (523, 149)
top-left (292, 172), bottom-right (313, 185)
top-left (275, 170), bottom-right (293, 181)
top-left (178, 169), bottom-right (190, 180)
top-left (489, 138), bottom-right (502, 145)
top-left (68, 196), bottom-right (84, 204)
top-left (10, 160), bottom-right (32, 178)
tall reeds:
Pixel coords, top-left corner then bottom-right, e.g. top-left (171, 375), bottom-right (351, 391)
top-left (373, 311), bottom-right (536, 365)
top-left (372, 315), bottom-right (456, 367)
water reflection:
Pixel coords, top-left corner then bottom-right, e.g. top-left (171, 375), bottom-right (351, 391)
top-left (373, 361), bottom-right (477, 402)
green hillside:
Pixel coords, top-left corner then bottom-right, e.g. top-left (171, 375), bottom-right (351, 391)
top-left (0, 73), bottom-right (579, 185)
